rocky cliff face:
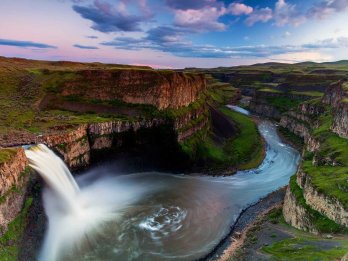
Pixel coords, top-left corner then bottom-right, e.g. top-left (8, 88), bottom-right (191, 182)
top-left (88, 118), bottom-right (166, 150)
top-left (281, 81), bottom-right (348, 233)
top-left (61, 70), bottom-right (206, 110)
top-left (283, 185), bottom-right (319, 234)
top-left (280, 99), bottom-right (326, 151)
top-left (297, 169), bottom-right (348, 227)
top-left (36, 118), bottom-right (167, 169)
top-left (174, 105), bottom-right (209, 142)
top-left (322, 81), bottom-right (348, 138)
top-left (332, 105), bottom-right (348, 138)
top-left (0, 148), bottom-right (29, 235)
top-left (249, 100), bottom-right (281, 119)
top-left (40, 125), bottom-right (90, 169)
top-left (38, 111), bottom-right (209, 169)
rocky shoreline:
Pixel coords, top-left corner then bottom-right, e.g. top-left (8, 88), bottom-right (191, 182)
top-left (198, 187), bottom-right (287, 261)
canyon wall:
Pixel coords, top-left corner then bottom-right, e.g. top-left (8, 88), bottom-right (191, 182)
top-left (249, 91), bottom-right (282, 119)
top-left (60, 69), bottom-right (206, 110)
top-left (322, 81), bottom-right (348, 139)
top-left (0, 148), bottom-right (29, 236)
top-left (283, 185), bottom-right (319, 234)
top-left (297, 170), bottom-right (348, 227)
top-left (249, 90), bottom-right (312, 120)
top-left (282, 80), bottom-right (348, 233)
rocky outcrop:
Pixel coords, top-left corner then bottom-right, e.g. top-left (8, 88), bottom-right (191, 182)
top-left (306, 136), bottom-right (320, 152)
top-left (88, 118), bottom-right (166, 150)
top-left (321, 81), bottom-right (348, 138)
top-left (249, 101), bottom-right (281, 119)
top-left (0, 148), bottom-right (29, 235)
top-left (280, 100), bottom-right (324, 150)
top-left (296, 170), bottom-right (348, 227)
top-left (39, 125), bottom-right (90, 169)
top-left (61, 70), bottom-right (206, 110)
top-left (280, 115), bottom-right (311, 141)
top-left (283, 185), bottom-right (319, 234)
top-left (174, 105), bottom-right (209, 142)
top-left (322, 81), bottom-right (347, 108)
top-left (332, 104), bottom-right (348, 139)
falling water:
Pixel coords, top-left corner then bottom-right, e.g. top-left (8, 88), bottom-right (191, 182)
top-left (25, 145), bottom-right (159, 261)
top-left (25, 145), bottom-right (80, 213)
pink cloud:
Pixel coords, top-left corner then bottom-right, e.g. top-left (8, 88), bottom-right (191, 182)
top-left (174, 6), bottom-right (226, 32)
top-left (245, 7), bottom-right (273, 26)
top-left (228, 3), bottom-right (253, 16)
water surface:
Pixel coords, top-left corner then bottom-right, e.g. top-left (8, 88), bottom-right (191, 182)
top-left (31, 116), bottom-right (300, 261)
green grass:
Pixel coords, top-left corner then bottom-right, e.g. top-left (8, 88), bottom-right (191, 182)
top-left (278, 126), bottom-right (304, 149)
top-left (0, 148), bottom-right (18, 164)
top-left (0, 197), bottom-right (33, 260)
top-left (262, 237), bottom-right (348, 261)
top-left (221, 107), bottom-right (264, 168)
top-left (289, 175), bottom-right (347, 233)
top-left (266, 96), bottom-right (303, 113)
top-left (180, 107), bottom-right (264, 170)
top-left (291, 91), bottom-right (324, 97)
top-left (259, 88), bottom-right (283, 93)
top-left (302, 161), bottom-right (348, 210)
top-left (180, 127), bottom-right (226, 165)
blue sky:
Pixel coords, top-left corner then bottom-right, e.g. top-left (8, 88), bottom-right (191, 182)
top-left (0, 0), bottom-right (347, 68)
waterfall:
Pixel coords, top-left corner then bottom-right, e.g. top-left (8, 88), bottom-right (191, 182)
top-left (25, 144), bottom-right (80, 214)
top-left (24, 144), bottom-right (155, 261)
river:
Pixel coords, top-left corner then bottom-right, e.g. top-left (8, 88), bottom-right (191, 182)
top-left (26, 107), bottom-right (300, 261)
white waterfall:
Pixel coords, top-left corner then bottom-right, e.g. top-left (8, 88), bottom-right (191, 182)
top-left (25, 144), bottom-right (80, 214)
top-left (24, 144), bottom-right (151, 261)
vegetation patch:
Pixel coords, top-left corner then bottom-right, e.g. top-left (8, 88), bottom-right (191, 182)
top-left (278, 126), bottom-right (304, 150)
top-left (289, 175), bottom-right (346, 234)
top-left (0, 197), bottom-right (33, 261)
top-left (0, 148), bottom-right (18, 164)
top-left (262, 237), bottom-right (348, 261)
top-left (302, 161), bottom-right (348, 210)
top-left (180, 108), bottom-right (264, 171)
top-left (265, 96), bottom-right (303, 113)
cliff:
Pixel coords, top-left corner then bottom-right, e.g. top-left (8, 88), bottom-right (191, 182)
top-left (297, 169), bottom-right (348, 227)
top-left (282, 81), bottom-right (348, 233)
top-left (280, 101), bottom-right (324, 143)
top-left (322, 81), bottom-right (348, 138)
top-left (249, 90), bottom-right (311, 120)
top-left (0, 148), bottom-right (29, 236)
top-left (60, 69), bottom-right (206, 110)
top-left (283, 184), bottom-right (319, 234)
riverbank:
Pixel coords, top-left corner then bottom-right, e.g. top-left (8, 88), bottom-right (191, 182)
top-left (227, 205), bottom-right (348, 260)
top-left (199, 187), bottom-right (287, 261)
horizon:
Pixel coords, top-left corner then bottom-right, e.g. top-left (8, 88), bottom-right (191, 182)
top-left (2, 55), bottom-right (348, 70)
top-left (1, 0), bottom-right (348, 68)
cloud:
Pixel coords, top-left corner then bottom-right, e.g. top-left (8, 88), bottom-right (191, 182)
top-left (0, 39), bottom-right (56, 49)
top-left (72, 0), bottom-right (152, 32)
top-left (102, 33), bottom-right (348, 59)
top-left (165, 0), bottom-right (215, 10)
top-left (283, 31), bottom-right (291, 38)
top-left (243, 0), bottom-right (346, 27)
top-left (73, 44), bottom-right (99, 49)
top-left (171, 1), bottom-right (253, 32)
top-left (86, 35), bottom-right (98, 39)
top-left (245, 7), bottom-right (272, 26)
top-left (274, 0), bottom-right (306, 26)
top-left (173, 5), bottom-right (227, 32)
top-left (307, 0), bottom-right (348, 19)
top-left (228, 3), bottom-right (253, 16)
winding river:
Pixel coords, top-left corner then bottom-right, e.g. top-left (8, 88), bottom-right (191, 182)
top-left (26, 107), bottom-right (300, 261)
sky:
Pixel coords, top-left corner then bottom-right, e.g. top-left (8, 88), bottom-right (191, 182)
top-left (0, 0), bottom-right (348, 68)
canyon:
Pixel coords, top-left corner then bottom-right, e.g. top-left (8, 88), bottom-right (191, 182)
top-left (1, 57), bottom-right (348, 260)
